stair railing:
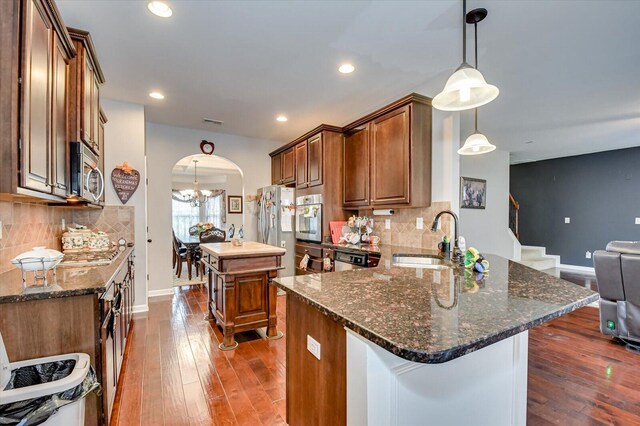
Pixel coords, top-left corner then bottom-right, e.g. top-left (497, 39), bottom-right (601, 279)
top-left (509, 193), bottom-right (519, 239)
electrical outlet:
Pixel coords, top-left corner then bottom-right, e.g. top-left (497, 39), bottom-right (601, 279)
top-left (433, 270), bottom-right (441, 284)
top-left (280, 240), bottom-right (286, 248)
top-left (416, 217), bottom-right (424, 230)
top-left (415, 268), bottom-right (423, 279)
top-left (385, 219), bottom-right (391, 230)
top-left (585, 251), bottom-right (592, 259)
top-left (564, 217), bottom-right (571, 224)
top-left (61, 218), bottom-right (65, 231)
top-left (636, 218), bottom-right (640, 225)
top-left (385, 259), bottom-right (391, 269)
top-left (307, 335), bottom-right (321, 360)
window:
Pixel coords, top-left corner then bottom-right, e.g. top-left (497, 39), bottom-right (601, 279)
top-left (205, 193), bottom-right (225, 229)
top-left (172, 198), bottom-right (200, 238)
top-left (171, 190), bottom-right (226, 236)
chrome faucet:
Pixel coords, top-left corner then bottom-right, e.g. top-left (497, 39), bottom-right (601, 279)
top-left (431, 210), bottom-right (464, 263)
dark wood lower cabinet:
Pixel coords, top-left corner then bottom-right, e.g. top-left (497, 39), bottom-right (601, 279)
top-left (295, 241), bottom-right (328, 275)
top-left (0, 251), bottom-right (135, 426)
top-left (286, 293), bottom-right (346, 426)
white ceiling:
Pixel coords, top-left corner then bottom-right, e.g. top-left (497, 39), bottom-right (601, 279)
top-left (57, 0), bottom-right (640, 163)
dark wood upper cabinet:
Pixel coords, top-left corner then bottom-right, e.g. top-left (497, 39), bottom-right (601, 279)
top-left (295, 141), bottom-right (308, 189)
top-left (271, 152), bottom-right (282, 185)
top-left (51, 35), bottom-right (70, 197)
top-left (21, 0), bottom-right (53, 194)
top-left (307, 133), bottom-right (323, 187)
top-left (11, 0), bottom-right (75, 200)
top-left (343, 126), bottom-right (370, 208)
top-left (281, 147), bottom-right (295, 184)
top-left (67, 27), bottom-right (105, 156)
top-left (370, 105), bottom-right (410, 205)
top-left (342, 95), bottom-right (432, 209)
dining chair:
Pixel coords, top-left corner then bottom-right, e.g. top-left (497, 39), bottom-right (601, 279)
top-left (198, 227), bottom-right (227, 277)
top-left (172, 230), bottom-right (187, 278)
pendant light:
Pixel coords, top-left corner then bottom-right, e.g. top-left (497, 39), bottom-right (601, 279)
top-left (458, 7), bottom-right (496, 155)
top-left (433, 0), bottom-right (499, 112)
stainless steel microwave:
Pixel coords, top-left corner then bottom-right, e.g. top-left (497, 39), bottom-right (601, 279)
top-left (295, 194), bottom-right (322, 242)
top-left (70, 141), bottom-right (105, 204)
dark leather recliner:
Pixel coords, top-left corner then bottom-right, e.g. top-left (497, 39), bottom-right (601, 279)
top-left (593, 241), bottom-right (640, 344)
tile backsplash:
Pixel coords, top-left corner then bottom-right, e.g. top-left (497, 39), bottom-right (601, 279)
top-left (0, 200), bottom-right (134, 274)
top-left (360, 201), bottom-right (452, 249)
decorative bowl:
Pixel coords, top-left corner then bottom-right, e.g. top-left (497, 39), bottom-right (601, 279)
top-left (11, 247), bottom-right (64, 272)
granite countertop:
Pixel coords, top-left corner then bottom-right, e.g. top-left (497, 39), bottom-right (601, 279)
top-left (274, 244), bottom-right (599, 364)
top-left (201, 241), bottom-right (286, 258)
top-left (0, 247), bottom-right (134, 303)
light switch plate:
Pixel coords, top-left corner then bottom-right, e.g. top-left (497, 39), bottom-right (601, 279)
top-left (385, 219), bottom-right (391, 230)
top-left (636, 218), bottom-right (640, 225)
top-left (585, 251), bottom-right (592, 259)
top-left (416, 217), bottom-right (424, 230)
top-left (307, 335), bottom-right (321, 360)
top-left (564, 217), bottom-right (571, 224)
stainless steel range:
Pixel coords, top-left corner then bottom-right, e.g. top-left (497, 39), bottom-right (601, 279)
top-left (59, 249), bottom-right (122, 267)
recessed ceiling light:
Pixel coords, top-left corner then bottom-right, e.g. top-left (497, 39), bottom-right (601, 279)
top-left (338, 63), bottom-right (355, 74)
top-left (149, 92), bottom-right (165, 100)
top-left (147, 1), bottom-right (173, 18)
top-left (525, 140), bottom-right (534, 144)
top-left (276, 115), bottom-right (288, 122)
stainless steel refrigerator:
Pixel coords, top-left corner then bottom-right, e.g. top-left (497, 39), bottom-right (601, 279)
top-left (257, 185), bottom-right (295, 277)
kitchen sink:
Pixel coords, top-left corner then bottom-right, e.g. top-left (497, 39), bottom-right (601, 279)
top-left (391, 254), bottom-right (453, 270)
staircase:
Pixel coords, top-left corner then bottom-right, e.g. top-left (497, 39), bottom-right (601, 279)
top-left (520, 246), bottom-right (561, 271)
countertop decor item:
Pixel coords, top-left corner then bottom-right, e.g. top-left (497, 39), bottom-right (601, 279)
top-left (340, 215), bottom-right (374, 244)
top-left (62, 225), bottom-right (110, 252)
top-left (111, 162), bottom-right (140, 204)
top-left (11, 247), bottom-right (64, 288)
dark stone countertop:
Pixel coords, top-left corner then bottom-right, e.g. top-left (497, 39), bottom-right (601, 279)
top-left (274, 244), bottom-right (599, 364)
top-left (0, 247), bottom-right (134, 303)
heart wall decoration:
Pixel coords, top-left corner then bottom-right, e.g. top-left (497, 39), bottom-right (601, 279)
top-left (111, 162), bottom-right (140, 204)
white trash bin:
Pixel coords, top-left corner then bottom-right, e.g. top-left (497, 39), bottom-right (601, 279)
top-left (0, 332), bottom-right (93, 426)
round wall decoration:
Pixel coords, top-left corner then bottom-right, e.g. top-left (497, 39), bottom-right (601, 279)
top-left (200, 140), bottom-right (215, 155)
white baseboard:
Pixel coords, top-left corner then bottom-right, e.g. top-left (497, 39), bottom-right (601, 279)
top-left (558, 263), bottom-right (595, 274)
top-left (147, 288), bottom-right (175, 298)
top-left (132, 304), bottom-right (149, 313)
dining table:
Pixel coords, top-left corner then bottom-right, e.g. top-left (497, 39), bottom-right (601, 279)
top-left (175, 231), bottom-right (202, 280)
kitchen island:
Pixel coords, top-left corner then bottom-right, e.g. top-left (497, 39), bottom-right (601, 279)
top-left (274, 247), bottom-right (598, 426)
top-left (200, 241), bottom-right (286, 350)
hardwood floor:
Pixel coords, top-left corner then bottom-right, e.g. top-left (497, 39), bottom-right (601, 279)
top-left (112, 285), bottom-right (640, 425)
top-left (111, 284), bottom-right (286, 426)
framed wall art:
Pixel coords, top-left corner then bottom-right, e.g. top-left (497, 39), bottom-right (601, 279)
top-left (460, 177), bottom-right (487, 209)
top-left (228, 195), bottom-right (243, 214)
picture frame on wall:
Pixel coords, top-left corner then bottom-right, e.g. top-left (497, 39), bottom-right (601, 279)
top-left (228, 195), bottom-right (243, 214)
top-left (460, 177), bottom-right (487, 209)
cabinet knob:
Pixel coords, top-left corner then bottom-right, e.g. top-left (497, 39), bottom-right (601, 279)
top-left (147, 239), bottom-right (152, 243)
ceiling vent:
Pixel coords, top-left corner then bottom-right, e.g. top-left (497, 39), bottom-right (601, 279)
top-left (203, 118), bottom-right (224, 125)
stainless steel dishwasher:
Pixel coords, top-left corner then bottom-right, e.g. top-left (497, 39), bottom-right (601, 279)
top-left (333, 249), bottom-right (380, 271)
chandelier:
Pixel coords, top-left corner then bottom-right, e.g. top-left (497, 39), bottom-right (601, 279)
top-left (179, 159), bottom-right (211, 207)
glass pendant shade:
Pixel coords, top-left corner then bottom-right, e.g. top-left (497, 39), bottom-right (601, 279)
top-left (432, 64), bottom-right (499, 111)
top-left (458, 131), bottom-right (496, 155)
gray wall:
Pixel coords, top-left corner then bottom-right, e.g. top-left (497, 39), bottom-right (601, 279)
top-left (510, 147), bottom-right (640, 267)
